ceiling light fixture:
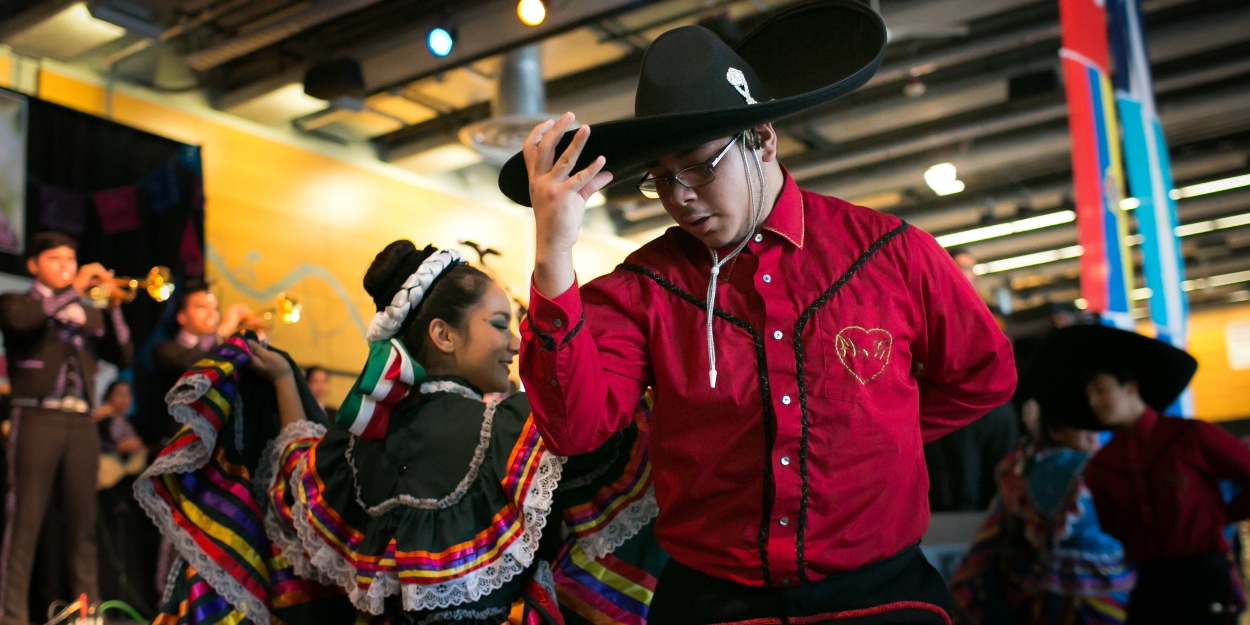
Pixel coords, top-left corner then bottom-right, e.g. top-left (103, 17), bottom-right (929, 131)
top-left (517, 0), bottom-right (546, 26)
top-left (973, 245), bottom-right (1084, 275)
top-left (1173, 211), bottom-right (1250, 237)
top-left (427, 27), bottom-right (455, 57)
top-left (1171, 173), bottom-right (1250, 200)
top-left (924, 163), bottom-right (965, 196)
top-left (936, 210), bottom-right (1076, 247)
top-left (1182, 269), bottom-right (1250, 291)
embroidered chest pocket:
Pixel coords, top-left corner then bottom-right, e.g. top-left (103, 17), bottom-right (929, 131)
top-left (805, 305), bottom-right (901, 405)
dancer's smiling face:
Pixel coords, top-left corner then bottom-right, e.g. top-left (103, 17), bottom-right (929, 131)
top-left (424, 281), bottom-right (519, 394)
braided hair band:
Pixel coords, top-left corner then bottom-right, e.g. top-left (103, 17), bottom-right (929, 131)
top-left (337, 248), bottom-right (463, 439)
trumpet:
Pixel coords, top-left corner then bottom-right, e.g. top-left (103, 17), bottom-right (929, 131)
top-left (239, 293), bottom-right (302, 331)
top-left (88, 266), bottom-right (175, 308)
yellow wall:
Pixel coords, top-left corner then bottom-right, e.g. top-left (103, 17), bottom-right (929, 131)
top-left (9, 61), bottom-right (1245, 419)
top-left (1189, 304), bottom-right (1250, 422)
top-left (7, 63), bottom-right (633, 405)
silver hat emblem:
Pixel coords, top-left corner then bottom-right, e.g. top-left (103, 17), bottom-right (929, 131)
top-left (726, 68), bottom-right (757, 105)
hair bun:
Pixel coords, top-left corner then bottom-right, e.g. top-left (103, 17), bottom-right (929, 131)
top-left (363, 241), bottom-right (435, 312)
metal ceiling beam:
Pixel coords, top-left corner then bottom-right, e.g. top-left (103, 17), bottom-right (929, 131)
top-left (211, 0), bottom-right (660, 113)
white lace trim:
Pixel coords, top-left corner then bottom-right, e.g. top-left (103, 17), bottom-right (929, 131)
top-left (420, 380), bottom-right (483, 401)
top-left (419, 607), bottom-right (509, 624)
top-left (134, 371), bottom-right (272, 625)
top-left (533, 559), bottom-right (556, 601)
top-left (135, 467), bottom-right (272, 625)
top-left (290, 444), bottom-right (564, 614)
top-left (164, 373), bottom-right (216, 457)
top-left (259, 420), bottom-right (330, 584)
top-left (347, 397), bottom-right (500, 516)
top-left (160, 556), bottom-right (186, 606)
top-left (574, 485), bottom-right (659, 560)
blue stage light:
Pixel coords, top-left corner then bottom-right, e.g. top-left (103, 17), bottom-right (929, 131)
top-left (428, 28), bottom-right (454, 57)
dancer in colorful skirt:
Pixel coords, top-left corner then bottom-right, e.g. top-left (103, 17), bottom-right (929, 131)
top-left (950, 408), bottom-right (1133, 624)
top-left (259, 241), bottom-right (665, 623)
top-left (137, 240), bottom-right (665, 625)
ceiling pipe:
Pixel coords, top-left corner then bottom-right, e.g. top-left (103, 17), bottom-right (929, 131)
top-left (459, 43), bottom-right (555, 166)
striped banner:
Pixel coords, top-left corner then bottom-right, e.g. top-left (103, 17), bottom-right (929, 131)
top-left (1107, 0), bottom-right (1192, 415)
top-left (1060, 0), bottom-right (1135, 330)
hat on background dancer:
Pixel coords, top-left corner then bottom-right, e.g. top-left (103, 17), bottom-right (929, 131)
top-left (1029, 324), bottom-right (1250, 625)
top-left (505, 1), bottom-right (1017, 623)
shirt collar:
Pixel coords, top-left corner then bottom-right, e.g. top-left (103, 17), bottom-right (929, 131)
top-left (177, 330), bottom-right (216, 351)
top-left (1127, 406), bottom-right (1159, 440)
top-left (759, 167), bottom-right (804, 248)
top-left (31, 282), bottom-right (54, 299)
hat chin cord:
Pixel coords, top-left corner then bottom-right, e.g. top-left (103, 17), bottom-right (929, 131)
top-left (704, 133), bottom-right (766, 389)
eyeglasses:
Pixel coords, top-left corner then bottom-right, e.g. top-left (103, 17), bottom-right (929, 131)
top-left (637, 136), bottom-right (739, 200)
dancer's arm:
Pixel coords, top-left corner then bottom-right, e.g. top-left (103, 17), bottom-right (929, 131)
top-left (905, 229), bottom-right (1017, 442)
top-left (521, 114), bottom-right (648, 455)
top-left (246, 340), bottom-right (307, 428)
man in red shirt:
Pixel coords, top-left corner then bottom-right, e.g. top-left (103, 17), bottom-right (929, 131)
top-left (499, 2), bottom-right (1016, 623)
top-left (1031, 324), bottom-right (1250, 625)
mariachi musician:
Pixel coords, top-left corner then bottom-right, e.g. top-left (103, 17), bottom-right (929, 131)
top-left (0, 232), bottom-right (133, 625)
top-left (150, 282), bottom-right (251, 437)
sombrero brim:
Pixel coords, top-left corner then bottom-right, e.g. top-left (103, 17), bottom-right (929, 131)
top-left (498, 0), bottom-right (888, 207)
top-left (1025, 324), bottom-right (1198, 431)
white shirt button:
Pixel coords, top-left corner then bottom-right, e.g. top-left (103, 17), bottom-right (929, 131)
top-left (779, 517), bottom-right (789, 526)
top-left (780, 456), bottom-right (790, 466)
top-left (773, 330), bottom-right (783, 340)
top-left (762, 274), bottom-right (772, 283)
top-left (754, 234), bottom-right (763, 243)
top-left (782, 395), bottom-right (791, 405)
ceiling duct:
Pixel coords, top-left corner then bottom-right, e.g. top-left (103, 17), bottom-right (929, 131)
top-left (459, 44), bottom-right (555, 167)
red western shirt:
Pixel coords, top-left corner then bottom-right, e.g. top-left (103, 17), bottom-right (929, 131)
top-left (520, 171), bottom-right (1016, 587)
top-left (1085, 407), bottom-right (1250, 563)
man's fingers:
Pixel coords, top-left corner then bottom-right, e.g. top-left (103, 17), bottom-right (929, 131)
top-left (566, 156), bottom-right (611, 196)
top-left (534, 112), bottom-right (576, 176)
top-left (584, 170), bottom-right (615, 198)
top-left (522, 119), bottom-right (556, 175)
top-left (552, 125), bottom-right (591, 179)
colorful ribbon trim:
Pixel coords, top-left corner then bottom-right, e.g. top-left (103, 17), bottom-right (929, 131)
top-left (295, 416), bottom-right (552, 591)
top-left (336, 339), bottom-right (423, 440)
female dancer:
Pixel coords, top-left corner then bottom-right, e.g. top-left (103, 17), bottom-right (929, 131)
top-left (140, 241), bottom-right (662, 625)
top-left (949, 407), bottom-right (1134, 625)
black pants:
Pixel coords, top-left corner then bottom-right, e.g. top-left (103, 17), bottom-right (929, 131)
top-left (0, 408), bottom-right (100, 625)
top-left (648, 543), bottom-right (951, 625)
top-left (1126, 554), bottom-right (1241, 625)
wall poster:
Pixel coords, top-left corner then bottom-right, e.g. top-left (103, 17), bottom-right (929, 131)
top-left (0, 90), bottom-right (27, 255)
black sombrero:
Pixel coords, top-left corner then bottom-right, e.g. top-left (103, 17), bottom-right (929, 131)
top-left (497, 0), bottom-right (888, 207)
top-left (1026, 324), bottom-right (1197, 431)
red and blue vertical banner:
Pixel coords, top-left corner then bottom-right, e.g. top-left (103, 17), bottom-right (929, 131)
top-left (1059, 0), bottom-right (1135, 330)
top-left (1108, 0), bottom-right (1191, 415)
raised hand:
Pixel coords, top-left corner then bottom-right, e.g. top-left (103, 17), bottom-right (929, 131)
top-left (245, 339), bottom-right (293, 382)
top-left (522, 112), bottom-right (613, 298)
top-left (73, 263), bottom-right (112, 296)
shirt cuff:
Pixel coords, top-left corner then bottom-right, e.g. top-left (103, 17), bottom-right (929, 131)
top-left (109, 306), bottom-right (131, 345)
top-left (41, 289), bottom-right (81, 316)
top-left (527, 276), bottom-right (585, 351)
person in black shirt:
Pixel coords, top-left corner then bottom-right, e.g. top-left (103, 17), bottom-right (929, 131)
top-left (0, 232), bottom-right (132, 625)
